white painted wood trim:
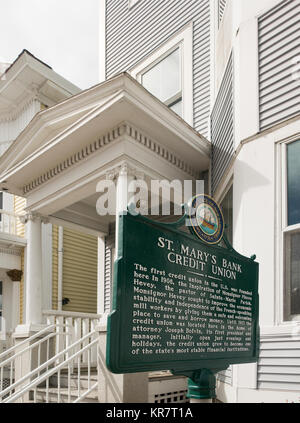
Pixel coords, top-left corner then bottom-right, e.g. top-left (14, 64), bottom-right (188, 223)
top-left (276, 135), bottom-right (300, 324)
top-left (42, 222), bottom-right (52, 311)
top-left (58, 226), bottom-right (63, 311)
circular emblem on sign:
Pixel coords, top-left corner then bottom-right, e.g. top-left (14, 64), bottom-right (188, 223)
top-left (188, 194), bottom-right (224, 244)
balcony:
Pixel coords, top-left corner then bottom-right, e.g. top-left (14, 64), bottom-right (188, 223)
top-left (0, 209), bottom-right (26, 246)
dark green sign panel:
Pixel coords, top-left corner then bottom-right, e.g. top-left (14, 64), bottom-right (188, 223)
top-left (106, 211), bottom-right (259, 374)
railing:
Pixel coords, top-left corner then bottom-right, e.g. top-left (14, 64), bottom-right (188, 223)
top-left (43, 310), bottom-right (101, 366)
top-left (1, 331), bottom-right (99, 403)
top-left (0, 209), bottom-right (25, 237)
top-left (0, 311), bottom-right (101, 403)
top-left (0, 324), bottom-right (57, 397)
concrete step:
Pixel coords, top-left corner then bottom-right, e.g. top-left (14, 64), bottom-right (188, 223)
top-left (31, 387), bottom-right (98, 403)
top-left (49, 373), bottom-right (98, 390)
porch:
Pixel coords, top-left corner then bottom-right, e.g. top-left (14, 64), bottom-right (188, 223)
top-left (0, 73), bottom-right (210, 402)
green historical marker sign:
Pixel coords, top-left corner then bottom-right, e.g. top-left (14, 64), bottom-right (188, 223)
top-left (106, 202), bottom-right (259, 380)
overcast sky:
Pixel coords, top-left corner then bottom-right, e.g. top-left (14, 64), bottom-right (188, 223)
top-left (0, 0), bottom-right (99, 89)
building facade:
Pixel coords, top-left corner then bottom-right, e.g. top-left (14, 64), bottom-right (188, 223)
top-left (0, 51), bottom-right (100, 352)
top-left (99, 0), bottom-right (300, 402)
top-left (0, 0), bottom-right (299, 403)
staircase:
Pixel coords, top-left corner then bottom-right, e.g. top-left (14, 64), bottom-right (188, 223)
top-left (32, 369), bottom-right (98, 403)
top-left (0, 311), bottom-right (101, 403)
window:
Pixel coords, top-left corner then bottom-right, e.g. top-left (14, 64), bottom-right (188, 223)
top-left (130, 23), bottom-right (193, 125)
top-left (283, 140), bottom-right (300, 319)
top-left (141, 48), bottom-right (182, 115)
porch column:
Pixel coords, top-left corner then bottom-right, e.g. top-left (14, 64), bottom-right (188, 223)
top-left (24, 213), bottom-right (43, 326)
top-left (115, 163), bottom-right (135, 255)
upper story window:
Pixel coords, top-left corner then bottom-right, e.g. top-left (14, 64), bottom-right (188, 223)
top-left (130, 23), bottom-right (193, 126)
top-left (287, 141), bottom-right (300, 227)
top-left (282, 139), bottom-right (300, 320)
top-left (141, 48), bottom-right (182, 116)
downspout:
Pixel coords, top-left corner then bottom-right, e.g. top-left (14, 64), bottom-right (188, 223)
top-left (58, 226), bottom-right (63, 311)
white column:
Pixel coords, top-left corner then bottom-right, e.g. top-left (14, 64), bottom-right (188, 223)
top-left (25, 213), bottom-right (43, 326)
top-left (57, 226), bottom-right (63, 311)
top-left (115, 163), bottom-right (135, 257)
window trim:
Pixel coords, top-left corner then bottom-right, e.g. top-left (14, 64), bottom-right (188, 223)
top-left (141, 46), bottom-right (182, 109)
top-left (277, 136), bottom-right (300, 323)
top-left (129, 22), bottom-right (193, 126)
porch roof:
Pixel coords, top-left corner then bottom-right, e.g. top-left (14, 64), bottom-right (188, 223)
top-left (0, 72), bottom-right (210, 196)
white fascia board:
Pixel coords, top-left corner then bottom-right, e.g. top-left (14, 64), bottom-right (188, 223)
top-left (24, 52), bottom-right (80, 96)
top-left (0, 73), bottom-right (209, 177)
top-left (0, 74), bottom-right (211, 191)
top-left (0, 51), bottom-right (80, 114)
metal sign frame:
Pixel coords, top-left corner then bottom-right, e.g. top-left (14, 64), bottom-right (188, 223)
top-left (106, 208), bottom-right (259, 375)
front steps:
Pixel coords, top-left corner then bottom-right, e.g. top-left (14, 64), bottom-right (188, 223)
top-left (30, 368), bottom-right (98, 403)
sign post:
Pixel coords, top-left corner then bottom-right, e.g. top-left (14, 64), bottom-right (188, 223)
top-left (106, 197), bottom-right (259, 403)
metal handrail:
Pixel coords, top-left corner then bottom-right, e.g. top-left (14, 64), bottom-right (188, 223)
top-left (3, 332), bottom-right (98, 403)
top-left (0, 324), bottom-right (55, 362)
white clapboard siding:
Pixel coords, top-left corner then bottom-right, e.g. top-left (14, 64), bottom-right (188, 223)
top-left (106, 0), bottom-right (211, 137)
top-left (210, 53), bottom-right (234, 194)
top-left (258, 0), bottom-right (300, 130)
top-left (258, 337), bottom-right (300, 391)
top-left (218, 0), bottom-right (227, 26)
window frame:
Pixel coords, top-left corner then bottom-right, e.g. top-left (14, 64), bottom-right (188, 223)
top-left (278, 137), bottom-right (300, 322)
top-left (140, 46), bottom-right (182, 112)
top-left (129, 22), bottom-right (193, 126)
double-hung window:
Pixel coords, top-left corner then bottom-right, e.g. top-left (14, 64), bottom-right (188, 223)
top-left (282, 139), bottom-right (300, 320)
top-left (130, 23), bottom-right (193, 125)
top-left (141, 48), bottom-right (182, 116)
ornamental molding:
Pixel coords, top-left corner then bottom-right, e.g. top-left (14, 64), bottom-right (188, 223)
top-left (23, 123), bottom-right (200, 195)
top-left (105, 162), bottom-right (145, 181)
top-left (0, 247), bottom-right (22, 256)
top-left (19, 212), bottom-right (49, 224)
